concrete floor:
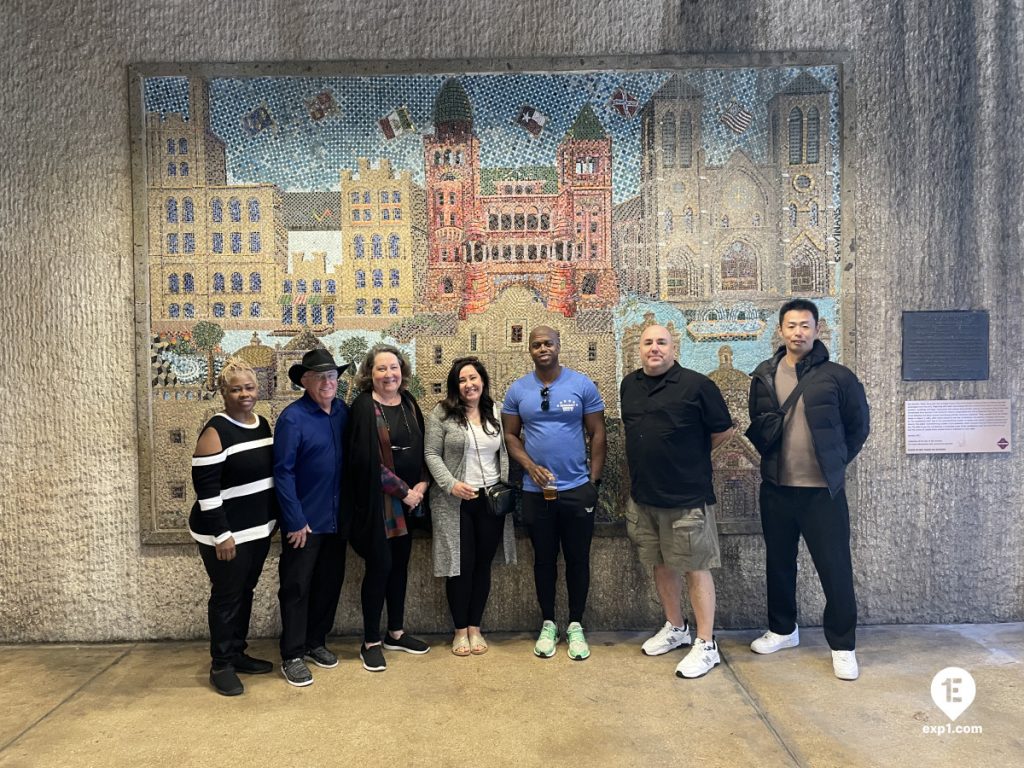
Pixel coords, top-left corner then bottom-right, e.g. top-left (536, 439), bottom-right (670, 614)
top-left (1, 623), bottom-right (1020, 768)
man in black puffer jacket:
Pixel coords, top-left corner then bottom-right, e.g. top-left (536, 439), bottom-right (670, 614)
top-left (746, 299), bottom-right (869, 681)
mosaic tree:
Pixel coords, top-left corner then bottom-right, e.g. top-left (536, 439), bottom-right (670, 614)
top-left (192, 320), bottom-right (224, 391)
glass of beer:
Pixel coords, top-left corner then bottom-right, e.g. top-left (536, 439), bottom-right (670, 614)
top-left (543, 475), bottom-right (558, 501)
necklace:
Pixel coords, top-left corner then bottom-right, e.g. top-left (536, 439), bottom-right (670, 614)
top-left (378, 398), bottom-right (414, 445)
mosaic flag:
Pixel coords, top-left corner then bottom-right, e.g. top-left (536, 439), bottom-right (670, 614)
top-left (720, 101), bottom-right (754, 134)
top-left (514, 105), bottom-right (548, 137)
top-left (241, 104), bottom-right (275, 135)
top-left (378, 106), bottom-right (415, 139)
top-left (311, 208), bottom-right (334, 224)
top-left (306, 89), bottom-right (339, 121)
top-left (609, 88), bottom-right (640, 118)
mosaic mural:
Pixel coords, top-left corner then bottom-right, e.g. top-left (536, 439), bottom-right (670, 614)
top-left (131, 60), bottom-right (851, 543)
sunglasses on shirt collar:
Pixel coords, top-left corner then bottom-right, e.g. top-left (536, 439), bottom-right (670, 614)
top-left (540, 386), bottom-right (550, 411)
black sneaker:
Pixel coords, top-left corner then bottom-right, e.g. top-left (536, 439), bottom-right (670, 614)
top-left (234, 653), bottom-right (273, 674)
top-left (210, 666), bottom-right (244, 696)
top-left (281, 657), bottom-right (313, 687)
top-left (360, 644), bottom-right (387, 672)
top-left (382, 633), bottom-right (430, 655)
top-left (304, 646), bottom-right (339, 669)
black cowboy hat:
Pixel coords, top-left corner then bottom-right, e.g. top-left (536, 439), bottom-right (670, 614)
top-left (288, 348), bottom-right (351, 387)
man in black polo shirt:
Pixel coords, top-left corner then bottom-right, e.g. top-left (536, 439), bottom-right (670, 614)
top-left (620, 324), bottom-right (734, 679)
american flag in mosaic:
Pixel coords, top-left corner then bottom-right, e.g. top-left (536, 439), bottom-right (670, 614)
top-left (720, 101), bottom-right (754, 134)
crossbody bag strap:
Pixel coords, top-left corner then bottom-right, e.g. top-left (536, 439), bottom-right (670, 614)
top-left (779, 365), bottom-right (819, 415)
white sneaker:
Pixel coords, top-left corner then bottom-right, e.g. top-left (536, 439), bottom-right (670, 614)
top-left (832, 650), bottom-right (859, 680)
top-left (750, 626), bottom-right (800, 654)
top-left (642, 620), bottom-right (692, 656)
top-left (674, 637), bottom-right (720, 679)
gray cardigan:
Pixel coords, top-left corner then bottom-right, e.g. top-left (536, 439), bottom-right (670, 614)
top-left (424, 402), bottom-right (517, 578)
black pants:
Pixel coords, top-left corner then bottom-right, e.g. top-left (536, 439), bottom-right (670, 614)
top-left (523, 484), bottom-right (597, 625)
top-left (759, 482), bottom-right (857, 650)
top-left (446, 494), bottom-right (506, 629)
top-left (360, 531), bottom-right (413, 643)
top-left (198, 536), bottom-right (271, 669)
top-left (278, 532), bottom-right (347, 660)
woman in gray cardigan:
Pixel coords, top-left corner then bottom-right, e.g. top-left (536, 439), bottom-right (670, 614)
top-left (425, 357), bottom-right (517, 656)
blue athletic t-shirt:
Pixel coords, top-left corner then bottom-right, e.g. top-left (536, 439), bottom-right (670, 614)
top-left (502, 366), bottom-right (605, 492)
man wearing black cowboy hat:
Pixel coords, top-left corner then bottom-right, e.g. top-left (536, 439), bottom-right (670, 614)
top-left (273, 348), bottom-right (352, 687)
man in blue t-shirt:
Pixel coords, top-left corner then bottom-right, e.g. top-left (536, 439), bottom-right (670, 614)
top-left (502, 326), bottom-right (606, 661)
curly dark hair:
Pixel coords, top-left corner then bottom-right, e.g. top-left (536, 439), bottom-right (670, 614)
top-left (440, 357), bottom-right (500, 435)
top-left (353, 344), bottom-right (413, 393)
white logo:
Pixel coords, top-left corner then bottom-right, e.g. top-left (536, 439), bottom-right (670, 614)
top-left (930, 667), bottom-right (976, 722)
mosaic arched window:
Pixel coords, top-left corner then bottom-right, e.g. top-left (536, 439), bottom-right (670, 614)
top-left (183, 303), bottom-right (194, 319)
top-left (389, 298), bottom-right (399, 315)
top-left (311, 305), bottom-right (322, 325)
top-left (666, 252), bottom-right (701, 298)
top-left (664, 208), bottom-right (673, 235)
top-left (249, 232), bottom-right (261, 253)
top-left (326, 279), bottom-right (336, 294)
top-left (166, 139), bottom-right (175, 155)
top-left (788, 204), bottom-right (798, 228)
top-left (178, 138), bottom-right (188, 154)
top-left (390, 269), bottom-right (400, 288)
top-left (168, 273), bottom-right (179, 293)
top-left (167, 162), bottom-right (176, 176)
top-left (213, 273), bottom-right (224, 292)
top-left (249, 272), bottom-right (261, 293)
top-left (355, 270), bottom-right (365, 289)
top-left (372, 235), bottom-right (382, 259)
top-left (183, 273), bottom-right (194, 293)
top-left (179, 162), bottom-right (189, 176)
top-left (312, 279), bottom-right (321, 293)
top-left (372, 269), bottom-right (383, 288)
top-left (213, 302), bottom-right (225, 318)
top-left (661, 112), bottom-right (677, 168)
top-left (442, 277), bottom-right (454, 294)
top-left (684, 208), bottom-right (694, 233)
top-left (326, 306), bottom-right (334, 325)
top-left (790, 250), bottom-right (815, 292)
top-left (166, 198), bottom-right (178, 223)
top-left (282, 305), bottom-right (292, 324)
top-left (788, 108), bottom-right (803, 165)
top-left (806, 107), bottom-right (820, 164)
top-left (231, 272), bottom-right (243, 292)
top-left (382, 209), bottom-right (390, 221)
top-left (392, 190), bottom-right (401, 203)
top-left (229, 198), bottom-right (241, 222)
top-left (250, 302), bottom-right (261, 318)
top-left (354, 235), bottom-right (365, 258)
top-left (581, 273), bottom-right (598, 295)
top-left (540, 211), bottom-right (550, 230)
top-left (362, 191), bottom-right (371, 204)
top-left (282, 279), bottom-right (291, 293)
top-left (168, 303), bottom-right (180, 318)
top-left (167, 233), bottom-right (179, 253)
top-left (297, 279), bottom-right (307, 293)
top-left (230, 302), bottom-right (242, 318)
top-left (230, 232), bottom-right (241, 253)
top-left (721, 241), bottom-right (758, 290)
top-left (248, 198), bottom-right (260, 222)
top-left (372, 298), bottom-right (382, 315)
top-left (182, 198), bottom-right (194, 223)
top-left (680, 112), bottom-right (693, 168)
top-left (810, 202), bottom-right (819, 227)
top-left (355, 299), bottom-right (366, 315)
top-left (183, 233), bottom-right (195, 253)
top-left (211, 198), bottom-right (223, 222)
top-left (527, 209), bottom-right (539, 230)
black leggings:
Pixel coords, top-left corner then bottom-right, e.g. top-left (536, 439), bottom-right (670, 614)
top-left (445, 494), bottom-right (506, 629)
top-left (523, 485), bottom-right (596, 625)
top-left (199, 536), bottom-right (271, 668)
top-left (360, 530), bottom-right (413, 644)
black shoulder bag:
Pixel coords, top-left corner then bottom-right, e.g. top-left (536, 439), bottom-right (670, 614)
top-left (744, 367), bottom-right (819, 455)
top-left (469, 420), bottom-right (516, 517)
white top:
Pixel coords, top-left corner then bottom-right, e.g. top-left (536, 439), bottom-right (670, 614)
top-left (463, 421), bottom-right (501, 488)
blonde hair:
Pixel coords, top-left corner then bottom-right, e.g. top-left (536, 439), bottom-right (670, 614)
top-left (218, 358), bottom-right (258, 393)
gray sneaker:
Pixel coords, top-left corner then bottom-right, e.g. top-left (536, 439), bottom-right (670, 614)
top-left (534, 620), bottom-right (558, 658)
top-left (642, 620), bottom-right (692, 656)
top-left (281, 658), bottom-right (313, 687)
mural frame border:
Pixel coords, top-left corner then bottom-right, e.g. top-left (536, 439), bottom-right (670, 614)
top-left (129, 52), bottom-right (858, 545)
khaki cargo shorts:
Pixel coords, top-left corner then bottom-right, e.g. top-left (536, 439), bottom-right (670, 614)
top-left (625, 498), bottom-right (721, 572)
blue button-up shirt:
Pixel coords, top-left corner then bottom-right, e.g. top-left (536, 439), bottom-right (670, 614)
top-left (273, 393), bottom-right (348, 535)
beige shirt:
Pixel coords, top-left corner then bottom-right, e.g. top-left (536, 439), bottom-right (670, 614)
top-left (775, 360), bottom-right (827, 488)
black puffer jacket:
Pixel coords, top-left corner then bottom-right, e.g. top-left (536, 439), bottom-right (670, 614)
top-left (748, 340), bottom-right (869, 497)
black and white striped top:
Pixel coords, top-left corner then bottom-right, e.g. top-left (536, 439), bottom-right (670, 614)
top-left (188, 413), bottom-right (278, 546)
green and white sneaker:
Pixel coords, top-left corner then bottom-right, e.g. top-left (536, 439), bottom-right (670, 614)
top-left (566, 621), bottom-right (590, 660)
top-left (534, 620), bottom-right (558, 658)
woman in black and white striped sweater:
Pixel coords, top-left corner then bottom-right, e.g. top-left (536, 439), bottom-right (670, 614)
top-left (189, 358), bottom-right (278, 696)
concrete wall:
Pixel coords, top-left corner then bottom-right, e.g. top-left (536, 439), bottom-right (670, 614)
top-left (1, 0), bottom-right (1021, 642)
